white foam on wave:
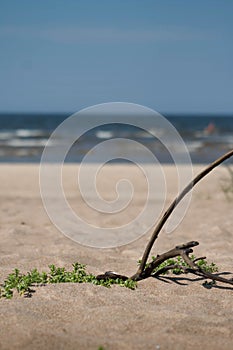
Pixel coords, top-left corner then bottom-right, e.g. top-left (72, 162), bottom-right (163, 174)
top-left (6, 138), bottom-right (50, 147)
top-left (0, 129), bottom-right (47, 141)
top-left (96, 130), bottom-right (114, 139)
top-left (15, 129), bottom-right (46, 137)
top-left (185, 141), bottom-right (203, 152)
top-left (0, 131), bottom-right (15, 140)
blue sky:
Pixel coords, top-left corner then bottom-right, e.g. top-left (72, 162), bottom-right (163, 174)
top-left (0, 0), bottom-right (232, 113)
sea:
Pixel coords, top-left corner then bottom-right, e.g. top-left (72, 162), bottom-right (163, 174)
top-left (0, 113), bottom-right (233, 164)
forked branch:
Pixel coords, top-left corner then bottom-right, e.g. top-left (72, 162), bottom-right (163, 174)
top-left (97, 150), bottom-right (233, 287)
top-left (131, 149), bottom-right (233, 281)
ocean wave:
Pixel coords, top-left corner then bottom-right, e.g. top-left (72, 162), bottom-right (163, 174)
top-left (0, 114), bottom-right (233, 163)
top-left (5, 138), bottom-right (50, 147)
top-left (95, 130), bottom-right (114, 139)
top-left (0, 131), bottom-right (14, 140)
top-left (15, 129), bottom-right (47, 138)
top-left (0, 129), bottom-right (49, 141)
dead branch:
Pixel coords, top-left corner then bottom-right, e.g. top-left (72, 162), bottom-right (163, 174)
top-left (140, 241), bottom-right (198, 279)
top-left (132, 149), bottom-right (233, 280)
top-left (97, 240), bottom-right (233, 286)
top-left (97, 150), bottom-right (233, 288)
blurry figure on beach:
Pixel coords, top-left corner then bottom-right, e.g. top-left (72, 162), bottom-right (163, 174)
top-left (204, 122), bottom-right (216, 136)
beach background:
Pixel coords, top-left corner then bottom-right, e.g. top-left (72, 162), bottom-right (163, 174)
top-left (0, 113), bottom-right (233, 349)
top-left (0, 113), bottom-right (233, 164)
top-left (1, 1), bottom-right (233, 349)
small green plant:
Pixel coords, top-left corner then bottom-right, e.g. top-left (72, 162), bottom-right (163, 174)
top-left (138, 255), bottom-right (218, 275)
top-left (0, 263), bottom-right (137, 299)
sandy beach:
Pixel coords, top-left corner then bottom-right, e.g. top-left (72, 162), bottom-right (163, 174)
top-left (0, 163), bottom-right (233, 350)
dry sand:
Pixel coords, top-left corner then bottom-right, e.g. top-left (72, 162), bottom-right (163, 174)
top-left (0, 163), bottom-right (232, 350)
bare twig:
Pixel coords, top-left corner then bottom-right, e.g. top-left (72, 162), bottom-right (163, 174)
top-left (131, 149), bottom-right (233, 280)
top-left (140, 241), bottom-right (198, 279)
top-left (193, 256), bottom-right (206, 263)
top-left (97, 240), bottom-right (233, 286)
top-left (189, 269), bottom-right (233, 286)
top-left (98, 150), bottom-right (233, 289)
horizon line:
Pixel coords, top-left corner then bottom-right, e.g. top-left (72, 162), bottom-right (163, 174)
top-left (0, 111), bottom-right (233, 117)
